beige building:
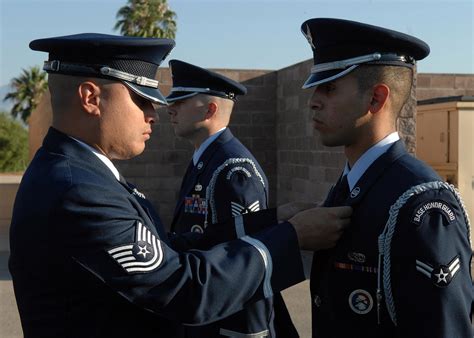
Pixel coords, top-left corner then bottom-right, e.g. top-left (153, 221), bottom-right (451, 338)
top-left (416, 96), bottom-right (474, 235)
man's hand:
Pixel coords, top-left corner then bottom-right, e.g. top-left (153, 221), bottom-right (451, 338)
top-left (277, 201), bottom-right (320, 221)
top-left (289, 206), bottom-right (352, 250)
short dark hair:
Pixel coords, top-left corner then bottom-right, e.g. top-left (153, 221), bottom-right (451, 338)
top-left (354, 65), bottom-right (413, 118)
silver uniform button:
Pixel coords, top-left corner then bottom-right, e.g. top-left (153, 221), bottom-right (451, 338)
top-left (197, 161), bottom-right (204, 170)
top-left (314, 295), bottom-right (322, 307)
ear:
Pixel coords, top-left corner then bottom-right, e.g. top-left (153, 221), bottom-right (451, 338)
top-left (78, 81), bottom-right (101, 116)
top-left (368, 84), bottom-right (390, 114)
top-left (205, 101), bottom-right (218, 119)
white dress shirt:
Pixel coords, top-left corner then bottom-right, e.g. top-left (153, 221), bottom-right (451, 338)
top-left (70, 136), bottom-right (121, 181)
top-left (192, 127), bottom-right (227, 165)
top-left (343, 132), bottom-right (400, 190)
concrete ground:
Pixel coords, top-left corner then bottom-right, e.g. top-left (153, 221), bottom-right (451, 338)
top-left (0, 251), bottom-right (313, 338)
top-left (0, 252), bottom-right (22, 338)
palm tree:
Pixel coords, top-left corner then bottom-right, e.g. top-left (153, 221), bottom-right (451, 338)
top-left (114, 0), bottom-right (177, 39)
top-left (3, 66), bottom-right (48, 124)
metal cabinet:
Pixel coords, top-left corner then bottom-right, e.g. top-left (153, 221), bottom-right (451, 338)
top-left (416, 96), bottom-right (474, 240)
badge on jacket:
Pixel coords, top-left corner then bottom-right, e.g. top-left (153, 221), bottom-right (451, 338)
top-left (185, 194), bottom-right (207, 214)
top-left (107, 221), bottom-right (164, 274)
top-left (415, 255), bottom-right (460, 287)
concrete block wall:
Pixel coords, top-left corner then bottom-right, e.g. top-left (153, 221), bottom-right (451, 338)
top-left (417, 73), bottom-right (474, 100)
top-left (275, 60), bottom-right (344, 205)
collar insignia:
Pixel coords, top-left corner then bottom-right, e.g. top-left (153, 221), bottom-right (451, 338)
top-left (132, 187), bottom-right (146, 199)
top-left (350, 186), bottom-right (360, 198)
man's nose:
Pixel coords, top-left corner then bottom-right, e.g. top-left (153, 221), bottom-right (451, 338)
top-left (309, 89), bottom-right (323, 111)
top-left (145, 105), bottom-right (158, 124)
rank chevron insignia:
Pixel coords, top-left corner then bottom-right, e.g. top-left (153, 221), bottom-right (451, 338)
top-left (415, 256), bottom-right (460, 287)
top-left (231, 201), bottom-right (260, 217)
top-left (107, 221), bottom-right (164, 273)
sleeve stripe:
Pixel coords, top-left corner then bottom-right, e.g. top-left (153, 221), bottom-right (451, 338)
top-left (234, 214), bottom-right (245, 238)
top-left (108, 245), bottom-right (134, 254)
top-left (241, 236), bottom-right (273, 298)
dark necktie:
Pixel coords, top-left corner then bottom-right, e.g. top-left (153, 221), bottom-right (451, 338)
top-left (332, 174), bottom-right (349, 206)
top-left (119, 173), bottom-right (128, 186)
top-left (178, 160), bottom-right (195, 198)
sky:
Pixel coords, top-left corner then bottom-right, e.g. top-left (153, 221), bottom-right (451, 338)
top-left (0, 0), bottom-right (473, 87)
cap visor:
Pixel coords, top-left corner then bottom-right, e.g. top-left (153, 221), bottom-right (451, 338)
top-left (166, 91), bottom-right (199, 103)
top-left (302, 66), bottom-right (358, 89)
top-left (123, 81), bottom-right (168, 105)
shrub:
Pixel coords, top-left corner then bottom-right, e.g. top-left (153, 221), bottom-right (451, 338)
top-left (0, 113), bottom-right (28, 172)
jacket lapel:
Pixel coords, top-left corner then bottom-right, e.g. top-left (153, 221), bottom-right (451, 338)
top-left (43, 127), bottom-right (118, 184)
top-left (344, 140), bottom-right (407, 206)
top-left (171, 129), bottom-right (235, 223)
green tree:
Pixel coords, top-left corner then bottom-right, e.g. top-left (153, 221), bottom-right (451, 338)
top-left (4, 66), bottom-right (48, 124)
top-left (0, 113), bottom-right (28, 172)
top-left (114, 0), bottom-right (177, 39)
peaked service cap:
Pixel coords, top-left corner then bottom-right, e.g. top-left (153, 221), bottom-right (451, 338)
top-left (30, 33), bottom-right (175, 105)
top-left (166, 59), bottom-right (247, 103)
top-left (300, 18), bottom-right (430, 89)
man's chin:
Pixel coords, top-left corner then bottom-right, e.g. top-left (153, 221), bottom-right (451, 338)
top-left (318, 134), bottom-right (342, 148)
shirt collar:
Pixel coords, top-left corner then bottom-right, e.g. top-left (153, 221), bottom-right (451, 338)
top-left (193, 127), bottom-right (227, 165)
top-left (343, 132), bottom-right (400, 190)
top-left (69, 136), bottom-right (121, 181)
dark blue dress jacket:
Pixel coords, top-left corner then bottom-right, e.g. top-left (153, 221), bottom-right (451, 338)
top-left (171, 128), bottom-right (298, 338)
top-left (9, 127), bottom-right (305, 338)
top-left (310, 140), bottom-right (473, 338)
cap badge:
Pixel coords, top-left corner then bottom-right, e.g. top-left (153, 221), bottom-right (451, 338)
top-left (303, 24), bottom-right (316, 49)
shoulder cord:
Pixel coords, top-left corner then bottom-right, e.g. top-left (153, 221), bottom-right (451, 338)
top-left (377, 181), bottom-right (471, 325)
top-left (204, 158), bottom-right (266, 226)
